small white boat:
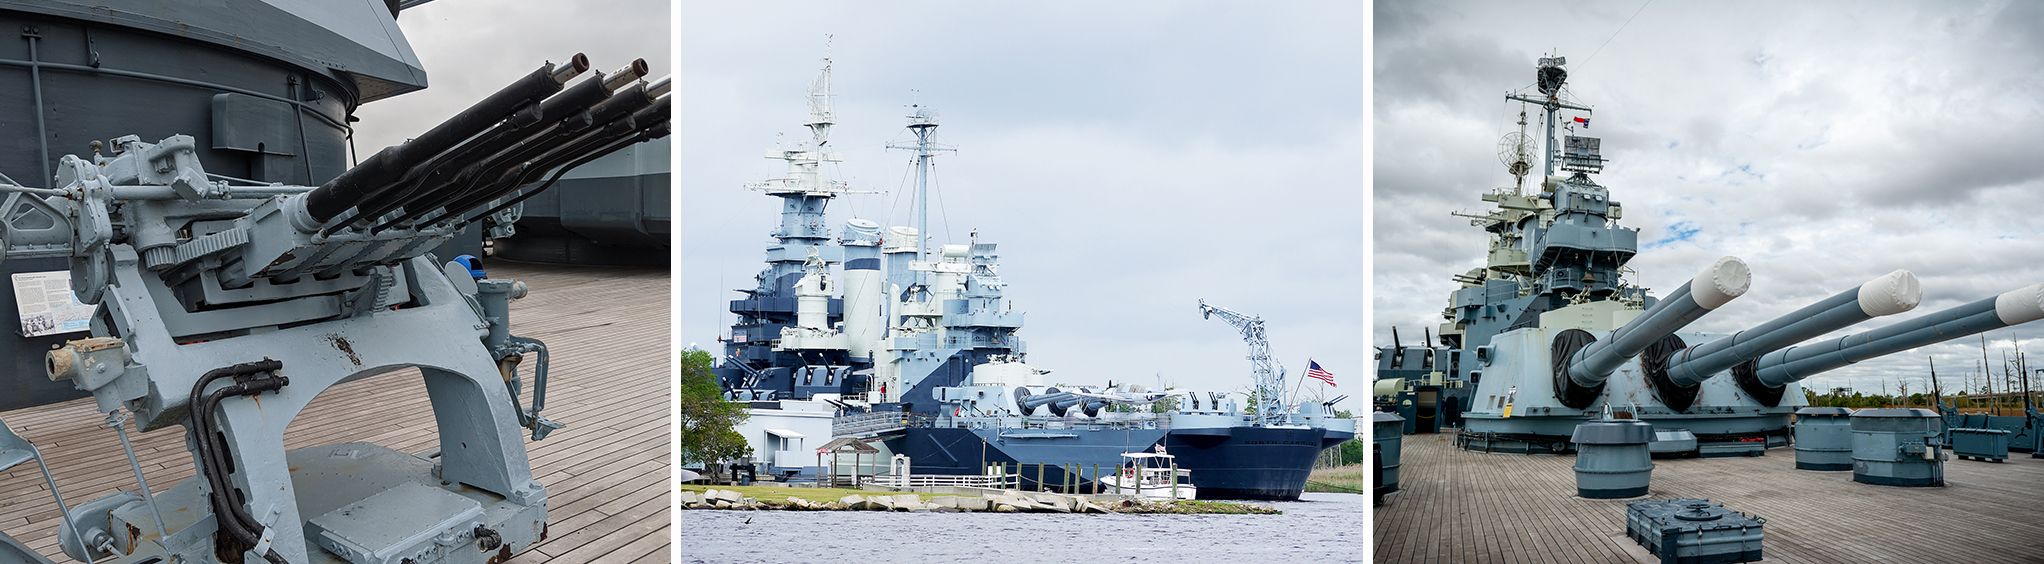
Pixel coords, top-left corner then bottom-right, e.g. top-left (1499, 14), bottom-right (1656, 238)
top-left (1099, 452), bottom-right (1197, 500)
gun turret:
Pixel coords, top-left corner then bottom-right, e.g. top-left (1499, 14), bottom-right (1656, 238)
top-left (1563, 257), bottom-right (1750, 398)
top-left (1662, 269), bottom-right (1920, 385)
top-left (1737, 284), bottom-right (2044, 404)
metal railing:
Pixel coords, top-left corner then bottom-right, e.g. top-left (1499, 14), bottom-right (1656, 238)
top-left (859, 473), bottom-right (1021, 490)
top-left (832, 411), bottom-right (1172, 436)
top-left (831, 412), bottom-right (927, 437)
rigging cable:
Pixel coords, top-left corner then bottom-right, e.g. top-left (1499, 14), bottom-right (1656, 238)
top-left (1580, 0), bottom-right (1654, 70)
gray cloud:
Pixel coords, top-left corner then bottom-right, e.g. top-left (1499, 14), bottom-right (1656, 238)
top-left (681, 1), bottom-right (1365, 410)
top-left (1374, 0), bottom-right (2044, 396)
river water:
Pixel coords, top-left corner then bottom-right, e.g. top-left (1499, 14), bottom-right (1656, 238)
top-left (680, 492), bottom-right (1365, 563)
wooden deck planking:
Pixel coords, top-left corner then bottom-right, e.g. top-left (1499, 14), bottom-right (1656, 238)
top-left (1374, 432), bottom-right (2044, 563)
top-left (0, 261), bottom-right (670, 561)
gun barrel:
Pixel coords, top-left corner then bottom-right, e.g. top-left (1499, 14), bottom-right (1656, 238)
top-left (303, 54), bottom-right (588, 223)
top-left (386, 82), bottom-right (668, 230)
top-left (1661, 269), bottom-right (1920, 387)
top-left (1567, 257), bottom-right (1748, 388)
top-left (1019, 392), bottom-right (1073, 412)
top-left (1752, 284), bottom-right (2044, 388)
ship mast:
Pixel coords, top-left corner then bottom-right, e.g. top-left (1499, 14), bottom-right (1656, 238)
top-left (1506, 55), bottom-right (1592, 178)
top-left (887, 100), bottom-right (955, 271)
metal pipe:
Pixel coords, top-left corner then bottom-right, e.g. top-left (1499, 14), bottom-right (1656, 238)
top-left (26, 31), bottom-right (50, 188)
top-left (303, 55), bottom-right (588, 223)
top-left (0, 56), bottom-right (352, 132)
top-left (391, 77), bottom-right (661, 226)
top-left (602, 58), bottom-right (651, 92)
top-left (1663, 269), bottom-right (1920, 387)
top-left (108, 411), bottom-right (169, 538)
top-left (350, 64), bottom-right (628, 225)
top-left (1754, 284), bottom-right (2044, 387)
top-left (1568, 257), bottom-right (1749, 387)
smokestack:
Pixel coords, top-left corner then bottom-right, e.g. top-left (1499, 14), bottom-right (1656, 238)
top-left (842, 219), bottom-right (885, 358)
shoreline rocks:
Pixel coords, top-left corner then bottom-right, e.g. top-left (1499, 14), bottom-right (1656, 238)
top-left (678, 487), bottom-right (1279, 515)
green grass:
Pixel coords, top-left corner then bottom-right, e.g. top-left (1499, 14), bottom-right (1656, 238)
top-left (1305, 464), bottom-right (1368, 494)
top-left (679, 484), bottom-right (922, 504)
top-left (1153, 499), bottom-right (1281, 514)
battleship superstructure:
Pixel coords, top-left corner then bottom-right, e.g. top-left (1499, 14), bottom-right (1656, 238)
top-left (1375, 55), bottom-right (2044, 455)
top-left (715, 59), bottom-right (1354, 499)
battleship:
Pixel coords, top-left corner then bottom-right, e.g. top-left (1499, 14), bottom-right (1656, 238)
top-left (1373, 52), bottom-right (2044, 564)
top-left (711, 59), bottom-right (1354, 500)
top-left (1373, 55), bottom-right (2044, 455)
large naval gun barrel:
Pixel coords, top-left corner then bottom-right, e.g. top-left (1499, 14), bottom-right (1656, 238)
top-left (1735, 284), bottom-right (2044, 404)
top-left (1565, 257), bottom-right (1751, 391)
top-left (1661, 269), bottom-right (1921, 388)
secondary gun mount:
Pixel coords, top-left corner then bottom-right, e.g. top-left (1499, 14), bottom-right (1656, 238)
top-left (0, 55), bottom-right (670, 563)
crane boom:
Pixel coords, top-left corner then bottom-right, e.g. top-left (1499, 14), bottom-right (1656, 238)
top-left (1198, 299), bottom-right (1290, 426)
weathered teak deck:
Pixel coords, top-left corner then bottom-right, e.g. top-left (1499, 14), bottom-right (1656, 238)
top-left (1375, 432), bottom-right (2044, 563)
top-left (0, 261), bottom-right (670, 562)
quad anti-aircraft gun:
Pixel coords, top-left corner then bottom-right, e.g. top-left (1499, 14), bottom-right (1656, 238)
top-left (1380, 55), bottom-right (2044, 455)
top-left (0, 53), bottom-right (669, 562)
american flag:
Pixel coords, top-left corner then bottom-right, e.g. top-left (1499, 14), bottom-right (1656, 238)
top-left (1305, 360), bottom-right (1336, 387)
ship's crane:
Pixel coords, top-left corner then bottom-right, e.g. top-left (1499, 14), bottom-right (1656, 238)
top-left (1198, 299), bottom-right (1291, 426)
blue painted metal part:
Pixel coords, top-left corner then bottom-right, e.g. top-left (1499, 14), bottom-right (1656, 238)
top-left (1572, 418), bottom-right (1656, 498)
top-left (1625, 498), bottom-right (1765, 564)
top-left (1374, 412), bottom-right (1405, 495)
top-left (1850, 408), bottom-right (1946, 487)
top-left (1792, 407), bottom-right (1854, 471)
top-left (453, 254), bottom-right (486, 279)
top-left (1950, 428), bottom-right (2010, 462)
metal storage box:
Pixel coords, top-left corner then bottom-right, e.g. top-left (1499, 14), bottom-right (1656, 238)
top-left (1625, 498), bottom-right (1764, 564)
top-left (1792, 407), bottom-right (1854, 470)
top-left (1572, 418), bottom-right (1656, 499)
top-left (1374, 411), bottom-right (1405, 496)
top-left (1850, 408), bottom-right (1946, 487)
top-left (1950, 427), bottom-right (2010, 462)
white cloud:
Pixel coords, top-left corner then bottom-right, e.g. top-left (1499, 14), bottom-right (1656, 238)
top-left (1375, 0), bottom-right (2044, 396)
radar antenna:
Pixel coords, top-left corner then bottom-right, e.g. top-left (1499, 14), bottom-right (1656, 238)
top-left (1506, 54), bottom-right (1593, 177)
top-left (1498, 105), bottom-right (1532, 194)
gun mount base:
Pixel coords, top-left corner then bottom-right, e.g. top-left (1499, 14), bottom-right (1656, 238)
top-left (50, 254), bottom-right (549, 563)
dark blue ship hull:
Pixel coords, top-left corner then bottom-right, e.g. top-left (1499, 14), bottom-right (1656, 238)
top-left (891, 424), bottom-right (1349, 500)
top-left (1166, 426), bottom-right (1351, 500)
top-left (891, 427), bottom-right (1170, 489)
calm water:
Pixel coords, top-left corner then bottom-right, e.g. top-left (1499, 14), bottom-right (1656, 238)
top-left (680, 492), bottom-right (1365, 563)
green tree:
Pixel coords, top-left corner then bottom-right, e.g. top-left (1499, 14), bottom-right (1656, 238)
top-left (1339, 438), bottom-right (1365, 465)
top-left (678, 349), bottom-right (750, 481)
top-left (1150, 394), bottom-right (1181, 414)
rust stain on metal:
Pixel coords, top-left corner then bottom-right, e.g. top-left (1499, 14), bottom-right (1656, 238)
top-left (325, 334), bottom-right (361, 366)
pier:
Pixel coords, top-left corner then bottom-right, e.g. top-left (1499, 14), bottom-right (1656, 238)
top-left (1375, 432), bottom-right (2044, 563)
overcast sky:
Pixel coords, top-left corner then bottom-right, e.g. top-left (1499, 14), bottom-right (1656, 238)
top-left (1375, 1), bottom-right (2044, 398)
top-left (353, 0), bottom-right (671, 152)
top-left (680, 2), bottom-right (1366, 410)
